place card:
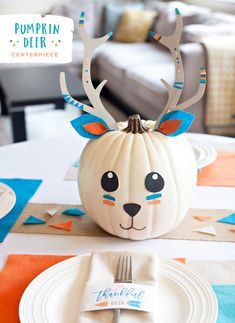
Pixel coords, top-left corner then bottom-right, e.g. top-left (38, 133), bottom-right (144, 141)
top-left (80, 283), bottom-right (156, 313)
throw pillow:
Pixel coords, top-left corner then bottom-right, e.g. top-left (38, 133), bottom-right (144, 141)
top-left (115, 9), bottom-right (157, 43)
top-left (103, 2), bottom-right (144, 38)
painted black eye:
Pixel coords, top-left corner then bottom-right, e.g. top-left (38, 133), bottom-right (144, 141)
top-left (101, 171), bottom-right (119, 192)
top-left (145, 172), bottom-right (164, 193)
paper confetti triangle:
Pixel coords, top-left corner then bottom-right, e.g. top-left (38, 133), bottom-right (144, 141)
top-left (46, 208), bottom-right (57, 216)
top-left (62, 208), bottom-right (85, 216)
top-left (175, 258), bottom-right (187, 264)
top-left (194, 225), bottom-right (217, 236)
top-left (23, 215), bottom-right (46, 225)
top-left (217, 213), bottom-right (235, 225)
top-left (193, 215), bottom-right (212, 222)
top-left (73, 160), bottom-right (79, 167)
top-left (230, 228), bottom-right (235, 233)
top-left (49, 221), bottom-right (72, 231)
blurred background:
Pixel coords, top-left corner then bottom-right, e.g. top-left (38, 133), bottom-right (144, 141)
top-left (0, 0), bottom-right (235, 145)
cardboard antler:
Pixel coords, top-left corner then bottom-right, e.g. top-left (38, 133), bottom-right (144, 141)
top-left (150, 9), bottom-right (207, 129)
top-left (60, 12), bottom-right (117, 130)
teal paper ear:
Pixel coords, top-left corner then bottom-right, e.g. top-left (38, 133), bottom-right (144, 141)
top-left (71, 114), bottom-right (111, 139)
top-left (156, 110), bottom-right (195, 137)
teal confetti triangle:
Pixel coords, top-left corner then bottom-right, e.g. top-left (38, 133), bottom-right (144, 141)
top-left (73, 160), bottom-right (79, 167)
top-left (23, 215), bottom-right (46, 225)
top-left (217, 213), bottom-right (235, 225)
top-left (62, 208), bottom-right (85, 216)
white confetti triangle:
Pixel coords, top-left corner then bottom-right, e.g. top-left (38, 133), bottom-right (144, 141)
top-left (46, 208), bottom-right (58, 216)
top-left (194, 225), bottom-right (217, 236)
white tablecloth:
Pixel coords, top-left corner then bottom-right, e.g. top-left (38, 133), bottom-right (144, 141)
top-left (0, 133), bottom-right (235, 270)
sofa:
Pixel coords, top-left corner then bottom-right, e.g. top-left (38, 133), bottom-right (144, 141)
top-left (44, 1), bottom-right (235, 133)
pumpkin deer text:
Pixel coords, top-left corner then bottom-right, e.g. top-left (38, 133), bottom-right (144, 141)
top-left (60, 10), bottom-right (206, 240)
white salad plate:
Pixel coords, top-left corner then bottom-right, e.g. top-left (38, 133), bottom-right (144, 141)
top-left (19, 254), bottom-right (218, 323)
top-left (188, 138), bottom-right (217, 170)
top-left (0, 182), bottom-right (16, 219)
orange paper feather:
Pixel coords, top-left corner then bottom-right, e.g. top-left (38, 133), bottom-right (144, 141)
top-left (83, 122), bottom-right (108, 135)
top-left (158, 119), bottom-right (182, 134)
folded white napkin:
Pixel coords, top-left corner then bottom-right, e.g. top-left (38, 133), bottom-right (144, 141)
top-left (77, 251), bottom-right (158, 323)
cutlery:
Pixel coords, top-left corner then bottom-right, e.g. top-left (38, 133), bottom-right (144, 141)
top-left (112, 255), bottom-right (132, 323)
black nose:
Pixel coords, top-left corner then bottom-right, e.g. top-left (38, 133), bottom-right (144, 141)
top-left (123, 203), bottom-right (141, 217)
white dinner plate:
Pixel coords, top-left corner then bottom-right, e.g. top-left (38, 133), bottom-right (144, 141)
top-left (188, 138), bottom-right (217, 170)
top-left (0, 182), bottom-right (16, 219)
top-left (19, 254), bottom-right (218, 323)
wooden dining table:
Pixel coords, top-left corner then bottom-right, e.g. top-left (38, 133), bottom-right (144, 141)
top-left (0, 132), bottom-right (235, 271)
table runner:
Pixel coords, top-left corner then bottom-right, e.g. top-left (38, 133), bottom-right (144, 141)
top-left (0, 254), bottom-right (235, 323)
top-left (11, 203), bottom-right (108, 237)
top-left (11, 203), bottom-right (235, 243)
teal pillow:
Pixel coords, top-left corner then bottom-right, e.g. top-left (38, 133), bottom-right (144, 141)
top-left (103, 2), bottom-right (144, 37)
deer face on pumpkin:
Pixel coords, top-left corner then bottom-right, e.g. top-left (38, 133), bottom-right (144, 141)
top-left (101, 170), bottom-right (165, 225)
top-left (101, 169), bottom-right (165, 232)
top-left (60, 10), bottom-right (207, 240)
top-left (78, 121), bottom-right (198, 240)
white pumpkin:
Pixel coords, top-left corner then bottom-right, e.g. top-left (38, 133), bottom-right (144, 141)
top-left (78, 117), bottom-right (197, 240)
top-left (60, 10), bottom-right (206, 241)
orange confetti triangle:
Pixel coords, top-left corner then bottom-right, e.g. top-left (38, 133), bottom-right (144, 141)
top-left (230, 228), bottom-right (235, 233)
top-left (174, 258), bottom-right (187, 264)
top-left (49, 221), bottom-right (72, 232)
top-left (193, 215), bottom-right (212, 222)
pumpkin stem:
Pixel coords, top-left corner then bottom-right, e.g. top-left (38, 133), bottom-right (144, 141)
top-left (123, 115), bottom-right (149, 134)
